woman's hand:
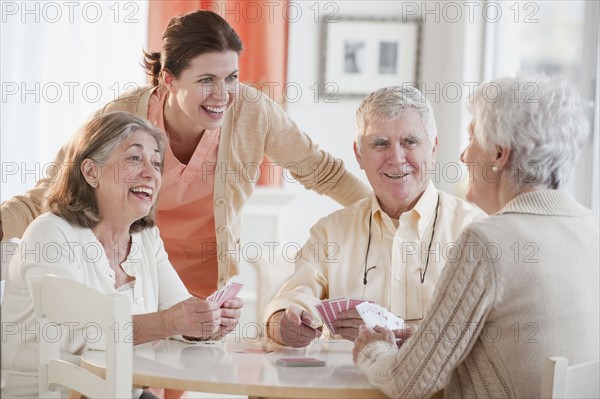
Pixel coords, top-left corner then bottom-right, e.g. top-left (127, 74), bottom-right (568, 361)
top-left (165, 297), bottom-right (221, 340)
top-left (211, 297), bottom-right (244, 339)
top-left (392, 323), bottom-right (418, 347)
top-left (352, 324), bottom-right (395, 364)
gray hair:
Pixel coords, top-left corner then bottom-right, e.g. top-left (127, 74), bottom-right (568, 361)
top-left (468, 73), bottom-right (590, 190)
top-left (355, 86), bottom-right (438, 152)
top-left (46, 111), bottom-right (166, 233)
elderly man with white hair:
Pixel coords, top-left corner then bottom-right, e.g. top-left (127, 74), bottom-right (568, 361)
top-left (265, 86), bottom-right (484, 347)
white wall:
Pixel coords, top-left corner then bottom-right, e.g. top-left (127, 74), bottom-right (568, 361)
top-left (1, 1), bottom-right (148, 202)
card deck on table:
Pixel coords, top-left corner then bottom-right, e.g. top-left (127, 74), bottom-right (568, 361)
top-left (207, 282), bottom-right (243, 307)
top-left (276, 357), bottom-right (326, 367)
top-left (235, 347), bottom-right (274, 354)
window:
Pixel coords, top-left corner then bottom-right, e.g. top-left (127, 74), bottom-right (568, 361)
top-left (485, 0), bottom-right (599, 214)
top-left (1, 1), bottom-right (149, 202)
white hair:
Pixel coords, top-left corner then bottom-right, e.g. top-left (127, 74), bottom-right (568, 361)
top-left (355, 86), bottom-right (438, 152)
top-left (468, 73), bottom-right (590, 189)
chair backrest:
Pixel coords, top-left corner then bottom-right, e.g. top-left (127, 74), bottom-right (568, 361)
top-left (541, 356), bottom-right (600, 398)
top-left (32, 275), bottom-right (133, 398)
top-left (1, 238), bottom-right (20, 303)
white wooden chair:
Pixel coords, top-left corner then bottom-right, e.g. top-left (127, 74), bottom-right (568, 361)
top-left (32, 275), bottom-right (133, 398)
top-left (541, 356), bottom-right (600, 398)
top-left (1, 238), bottom-right (20, 303)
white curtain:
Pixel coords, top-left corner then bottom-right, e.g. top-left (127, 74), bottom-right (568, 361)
top-left (1, 1), bottom-right (149, 201)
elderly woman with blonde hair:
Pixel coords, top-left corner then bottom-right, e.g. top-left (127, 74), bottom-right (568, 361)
top-left (352, 74), bottom-right (599, 398)
top-left (1, 112), bottom-right (241, 398)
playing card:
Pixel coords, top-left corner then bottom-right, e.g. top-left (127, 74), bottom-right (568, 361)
top-left (316, 301), bottom-right (335, 334)
top-left (322, 301), bottom-right (337, 323)
top-left (315, 303), bottom-right (328, 323)
top-left (348, 298), bottom-right (367, 309)
top-left (340, 300), bottom-right (348, 312)
top-left (330, 300), bottom-right (341, 315)
top-left (276, 357), bottom-right (325, 367)
top-left (217, 282), bottom-right (242, 307)
top-left (314, 303), bottom-right (331, 331)
top-left (207, 282), bottom-right (243, 307)
top-left (316, 297), bottom-right (381, 335)
top-left (355, 302), bottom-right (404, 330)
top-left (235, 347), bottom-right (273, 354)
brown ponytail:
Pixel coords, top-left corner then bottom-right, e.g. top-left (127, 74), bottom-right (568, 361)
top-left (142, 51), bottom-right (163, 86)
top-left (142, 10), bottom-right (243, 87)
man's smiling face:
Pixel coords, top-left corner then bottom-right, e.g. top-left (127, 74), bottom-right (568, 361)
top-left (354, 108), bottom-right (437, 218)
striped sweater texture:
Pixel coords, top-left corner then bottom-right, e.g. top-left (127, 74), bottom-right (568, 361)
top-left (356, 190), bottom-right (599, 398)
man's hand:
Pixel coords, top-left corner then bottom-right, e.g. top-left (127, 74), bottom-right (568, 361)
top-left (331, 308), bottom-right (364, 341)
top-left (268, 307), bottom-right (321, 348)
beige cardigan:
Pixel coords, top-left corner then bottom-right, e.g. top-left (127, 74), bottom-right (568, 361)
top-left (1, 84), bottom-right (370, 287)
top-left (356, 190), bottom-right (599, 398)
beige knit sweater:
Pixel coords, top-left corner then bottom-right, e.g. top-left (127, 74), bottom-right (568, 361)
top-left (356, 190), bottom-right (599, 398)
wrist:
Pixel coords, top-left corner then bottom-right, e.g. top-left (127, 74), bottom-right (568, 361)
top-left (160, 307), bottom-right (180, 337)
top-left (266, 310), bottom-right (285, 344)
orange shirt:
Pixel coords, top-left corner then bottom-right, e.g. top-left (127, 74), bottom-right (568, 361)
top-left (147, 87), bottom-right (219, 297)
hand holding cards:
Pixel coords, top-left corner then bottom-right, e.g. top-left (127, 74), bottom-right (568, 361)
top-left (315, 297), bottom-right (373, 334)
top-left (355, 302), bottom-right (404, 330)
top-left (315, 298), bottom-right (403, 333)
top-left (207, 282), bottom-right (243, 307)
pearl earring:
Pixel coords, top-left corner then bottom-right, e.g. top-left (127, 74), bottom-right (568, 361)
top-left (492, 165), bottom-right (499, 172)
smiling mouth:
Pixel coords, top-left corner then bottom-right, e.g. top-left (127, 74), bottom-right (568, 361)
top-left (202, 105), bottom-right (226, 117)
top-left (129, 186), bottom-right (153, 200)
top-left (384, 172), bottom-right (411, 180)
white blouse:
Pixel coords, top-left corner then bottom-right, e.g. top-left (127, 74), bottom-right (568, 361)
top-left (1, 212), bottom-right (192, 397)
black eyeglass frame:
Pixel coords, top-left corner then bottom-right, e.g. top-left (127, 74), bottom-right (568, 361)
top-left (362, 194), bottom-right (441, 291)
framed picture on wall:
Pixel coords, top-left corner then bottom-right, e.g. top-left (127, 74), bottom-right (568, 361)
top-left (321, 17), bottom-right (421, 97)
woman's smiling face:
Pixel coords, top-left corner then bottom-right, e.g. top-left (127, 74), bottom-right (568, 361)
top-left (165, 51), bottom-right (239, 131)
top-left (92, 131), bottom-right (163, 224)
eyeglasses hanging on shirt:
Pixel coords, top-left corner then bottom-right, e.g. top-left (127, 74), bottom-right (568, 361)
top-left (362, 214), bottom-right (376, 298)
top-left (362, 194), bottom-right (441, 299)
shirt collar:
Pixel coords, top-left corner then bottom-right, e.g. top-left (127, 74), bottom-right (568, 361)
top-left (370, 194), bottom-right (394, 240)
top-left (369, 181), bottom-right (440, 240)
top-left (412, 181), bottom-right (440, 240)
top-left (121, 232), bottom-right (141, 276)
top-left (499, 190), bottom-right (592, 217)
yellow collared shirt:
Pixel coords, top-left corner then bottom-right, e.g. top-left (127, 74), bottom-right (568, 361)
top-left (265, 181), bottom-right (485, 324)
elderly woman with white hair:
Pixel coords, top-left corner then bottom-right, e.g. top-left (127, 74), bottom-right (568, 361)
top-left (352, 74), bottom-right (599, 398)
